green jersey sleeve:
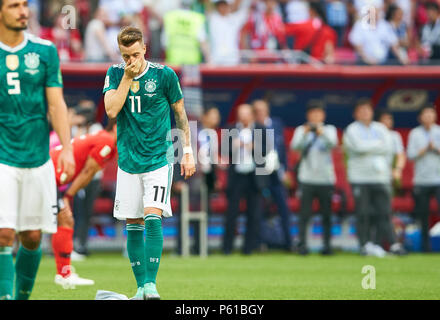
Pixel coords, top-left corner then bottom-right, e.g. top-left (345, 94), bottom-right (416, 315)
top-left (103, 65), bottom-right (123, 94)
top-left (45, 44), bottom-right (63, 88)
top-left (164, 66), bottom-right (183, 105)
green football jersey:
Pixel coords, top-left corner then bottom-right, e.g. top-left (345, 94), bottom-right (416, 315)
top-left (103, 61), bottom-right (183, 174)
top-left (0, 33), bottom-right (63, 168)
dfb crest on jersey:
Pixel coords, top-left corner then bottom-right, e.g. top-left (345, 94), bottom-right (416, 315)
top-left (145, 79), bottom-right (157, 93)
top-left (24, 52), bottom-right (40, 69)
top-left (131, 81), bottom-right (140, 93)
top-left (24, 53), bottom-right (40, 75)
top-left (6, 55), bottom-right (19, 71)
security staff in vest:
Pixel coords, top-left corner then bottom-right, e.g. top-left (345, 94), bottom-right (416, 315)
top-left (162, 0), bottom-right (211, 66)
top-left (290, 101), bottom-right (338, 255)
top-left (407, 105), bottom-right (440, 252)
top-left (343, 98), bottom-right (395, 256)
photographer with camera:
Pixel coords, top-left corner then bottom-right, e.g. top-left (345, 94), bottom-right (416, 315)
top-left (290, 102), bottom-right (338, 255)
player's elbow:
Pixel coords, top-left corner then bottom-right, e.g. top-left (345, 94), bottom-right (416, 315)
top-left (104, 102), bottom-right (118, 119)
top-left (106, 107), bottom-right (118, 119)
top-left (104, 93), bottom-right (119, 119)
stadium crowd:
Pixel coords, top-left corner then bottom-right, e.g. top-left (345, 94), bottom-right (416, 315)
top-left (25, 0), bottom-right (440, 65)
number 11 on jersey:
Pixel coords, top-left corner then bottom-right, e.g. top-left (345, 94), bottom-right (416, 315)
top-left (129, 96), bottom-right (141, 113)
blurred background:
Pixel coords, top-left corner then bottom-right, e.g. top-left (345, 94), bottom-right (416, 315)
top-left (33, 0), bottom-right (440, 258)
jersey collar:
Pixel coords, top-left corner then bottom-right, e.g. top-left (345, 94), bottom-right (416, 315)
top-left (0, 32), bottom-right (29, 53)
top-left (134, 61), bottom-right (150, 80)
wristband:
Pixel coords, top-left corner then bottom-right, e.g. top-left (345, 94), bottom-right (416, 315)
top-left (64, 193), bottom-right (74, 202)
top-left (183, 146), bottom-right (193, 155)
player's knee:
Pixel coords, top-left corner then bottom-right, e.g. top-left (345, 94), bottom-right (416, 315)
top-left (127, 218), bottom-right (144, 225)
top-left (19, 230), bottom-right (42, 250)
top-left (144, 207), bottom-right (163, 217)
top-left (0, 228), bottom-right (15, 247)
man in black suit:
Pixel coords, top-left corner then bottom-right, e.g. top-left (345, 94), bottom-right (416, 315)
top-left (223, 104), bottom-right (269, 255)
top-left (253, 99), bottom-right (292, 251)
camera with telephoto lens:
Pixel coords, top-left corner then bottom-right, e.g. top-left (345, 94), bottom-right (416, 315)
top-left (308, 123), bottom-right (318, 133)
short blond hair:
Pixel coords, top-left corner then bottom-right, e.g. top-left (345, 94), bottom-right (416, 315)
top-left (117, 26), bottom-right (144, 47)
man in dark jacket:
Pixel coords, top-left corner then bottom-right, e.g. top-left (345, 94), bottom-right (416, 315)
top-left (223, 103), bottom-right (269, 255)
top-left (253, 99), bottom-right (292, 251)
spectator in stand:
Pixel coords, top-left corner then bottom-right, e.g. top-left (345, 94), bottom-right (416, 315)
top-left (162, 0), bottom-right (211, 66)
top-left (75, 0), bottom-right (92, 39)
top-left (253, 100), bottom-right (292, 252)
top-left (407, 105), bottom-right (440, 252)
top-left (241, 0), bottom-right (287, 53)
top-left (394, 0), bottom-right (413, 29)
top-left (223, 104), bottom-right (268, 255)
top-left (353, 0), bottom-right (384, 18)
top-left (285, 2), bottom-right (337, 64)
top-left (325, 0), bottom-right (348, 47)
top-left (278, 0), bottom-right (289, 22)
top-left (414, 0), bottom-right (431, 36)
top-left (99, 0), bottom-right (145, 56)
top-left (84, 7), bottom-right (120, 62)
top-left (420, 2), bottom-right (440, 64)
top-left (290, 102), bottom-right (338, 255)
top-left (99, 0), bottom-right (145, 25)
top-left (40, 12), bottom-right (83, 62)
top-left (343, 98), bottom-right (403, 257)
top-left (208, 0), bottom-right (251, 65)
top-left (144, 0), bottom-right (182, 61)
top-left (348, 4), bottom-right (409, 65)
top-left (386, 3), bottom-right (410, 64)
top-left (284, 0), bottom-right (310, 23)
top-left (192, 0), bottom-right (211, 14)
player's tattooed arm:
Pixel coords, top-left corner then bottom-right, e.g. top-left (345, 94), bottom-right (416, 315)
top-left (171, 98), bottom-right (196, 179)
top-left (171, 98), bottom-right (191, 148)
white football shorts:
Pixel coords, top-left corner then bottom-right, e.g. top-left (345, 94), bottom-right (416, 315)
top-left (0, 160), bottom-right (58, 233)
top-left (113, 164), bottom-right (174, 220)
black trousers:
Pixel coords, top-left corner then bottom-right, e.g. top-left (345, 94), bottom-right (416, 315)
top-left (223, 172), bottom-right (262, 254)
top-left (298, 183), bottom-right (333, 250)
top-left (267, 172), bottom-right (292, 249)
top-left (351, 183), bottom-right (396, 248)
top-left (413, 185), bottom-right (440, 252)
top-left (73, 179), bottom-right (101, 253)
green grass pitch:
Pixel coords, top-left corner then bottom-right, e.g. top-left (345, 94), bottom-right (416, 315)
top-left (31, 252), bottom-right (440, 300)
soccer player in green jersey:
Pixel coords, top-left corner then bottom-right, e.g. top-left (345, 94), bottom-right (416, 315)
top-left (0, 0), bottom-right (75, 300)
top-left (104, 27), bottom-right (196, 300)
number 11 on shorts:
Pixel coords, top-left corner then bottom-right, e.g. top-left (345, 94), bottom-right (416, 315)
top-left (153, 185), bottom-right (166, 203)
